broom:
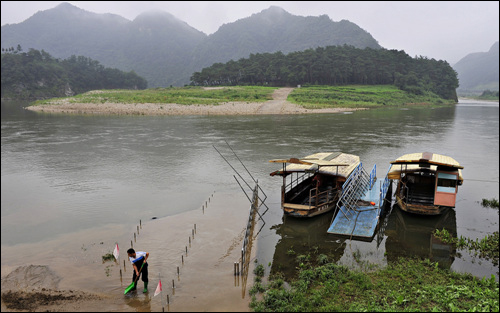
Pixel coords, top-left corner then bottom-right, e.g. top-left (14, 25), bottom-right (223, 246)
top-left (124, 262), bottom-right (145, 294)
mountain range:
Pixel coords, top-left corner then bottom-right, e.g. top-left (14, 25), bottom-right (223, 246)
top-left (1, 3), bottom-right (381, 87)
top-left (452, 42), bottom-right (499, 94)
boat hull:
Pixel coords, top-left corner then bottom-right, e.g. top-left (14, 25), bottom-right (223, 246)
top-left (395, 194), bottom-right (450, 215)
top-left (283, 201), bottom-right (336, 218)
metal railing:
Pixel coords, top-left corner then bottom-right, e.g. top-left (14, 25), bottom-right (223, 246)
top-left (369, 164), bottom-right (376, 190)
top-left (240, 181), bottom-right (259, 279)
top-left (380, 168), bottom-right (391, 207)
top-left (335, 162), bottom-right (371, 220)
top-left (285, 172), bottom-right (311, 194)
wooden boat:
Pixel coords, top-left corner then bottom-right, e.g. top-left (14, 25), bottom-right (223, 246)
top-left (270, 152), bottom-right (360, 218)
top-left (388, 152), bottom-right (463, 215)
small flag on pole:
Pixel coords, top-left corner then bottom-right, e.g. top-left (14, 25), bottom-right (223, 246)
top-left (154, 279), bottom-right (162, 297)
top-left (113, 243), bottom-right (119, 261)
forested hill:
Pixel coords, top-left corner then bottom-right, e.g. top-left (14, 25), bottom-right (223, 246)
top-left (189, 6), bottom-right (381, 71)
top-left (191, 45), bottom-right (459, 101)
top-left (1, 48), bottom-right (147, 100)
top-left (1, 3), bottom-right (381, 88)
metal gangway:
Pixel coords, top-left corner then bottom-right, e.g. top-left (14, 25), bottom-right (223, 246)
top-left (335, 162), bottom-right (373, 220)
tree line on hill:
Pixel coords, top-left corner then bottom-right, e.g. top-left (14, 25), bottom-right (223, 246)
top-left (1, 4), bottom-right (382, 88)
top-left (191, 45), bottom-right (459, 101)
top-left (1, 47), bottom-right (147, 99)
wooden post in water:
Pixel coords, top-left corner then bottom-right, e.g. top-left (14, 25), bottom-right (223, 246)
top-left (140, 219), bottom-right (142, 229)
top-left (123, 260), bottom-right (126, 272)
top-left (137, 225), bottom-right (139, 235)
top-left (134, 233), bottom-right (136, 242)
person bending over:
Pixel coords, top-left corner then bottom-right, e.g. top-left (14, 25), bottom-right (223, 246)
top-left (127, 248), bottom-right (149, 293)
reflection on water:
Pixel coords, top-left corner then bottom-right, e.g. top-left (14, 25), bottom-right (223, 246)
top-left (270, 212), bottom-right (346, 279)
top-left (125, 293), bottom-right (152, 312)
top-left (384, 206), bottom-right (457, 269)
top-left (2, 99), bottom-right (499, 287)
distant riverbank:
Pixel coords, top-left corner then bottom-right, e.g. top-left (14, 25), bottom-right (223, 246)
top-left (25, 85), bottom-right (457, 115)
top-left (25, 87), bottom-right (362, 115)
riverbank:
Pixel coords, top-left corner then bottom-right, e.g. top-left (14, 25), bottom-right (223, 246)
top-left (25, 87), bottom-right (363, 115)
top-left (249, 257), bottom-right (499, 311)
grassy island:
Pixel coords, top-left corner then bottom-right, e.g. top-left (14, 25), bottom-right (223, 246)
top-left (30, 85), bottom-right (456, 109)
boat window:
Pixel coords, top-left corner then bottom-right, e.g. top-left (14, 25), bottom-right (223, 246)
top-left (436, 172), bottom-right (457, 193)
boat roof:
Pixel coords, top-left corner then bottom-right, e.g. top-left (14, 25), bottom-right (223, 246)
top-left (270, 152), bottom-right (360, 178)
top-left (388, 152), bottom-right (463, 181)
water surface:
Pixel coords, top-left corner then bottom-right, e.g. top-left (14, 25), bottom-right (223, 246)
top-left (1, 99), bottom-right (499, 309)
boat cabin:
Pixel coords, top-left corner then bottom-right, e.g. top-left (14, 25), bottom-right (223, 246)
top-left (270, 152), bottom-right (360, 217)
top-left (388, 152), bottom-right (463, 215)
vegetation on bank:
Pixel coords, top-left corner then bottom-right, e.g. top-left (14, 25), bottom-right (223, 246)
top-left (1, 47), bottom-right (147, 100)
top-left (249, 257), bottom-right (499, 312)
top-left (288, 85), bottom-right (455, 109)
top-left (478, 90), bottom-right (500, 101)
top-left (31, 85), bottom-right (454, 109)
top-left (434, 228), bottom-right (499, 266)
top-left (432, 198), bottom-right (499, 266)
top-left (481, 198), bottom-right (499, 209)
top-left (32, 86), bottom-right (276, 106)
top-left (191, 45), bottom-right (459, 101)
top-left (250, 198), bottom-right (499, 312)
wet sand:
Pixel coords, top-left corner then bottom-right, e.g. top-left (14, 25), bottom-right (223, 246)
top-left (25, 87), bottom-right (361, 115)
top-left (1, 191), bottom-right (256, 311)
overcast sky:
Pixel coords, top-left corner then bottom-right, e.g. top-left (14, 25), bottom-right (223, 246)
top-left (1, 1), bottom-right (499, 65)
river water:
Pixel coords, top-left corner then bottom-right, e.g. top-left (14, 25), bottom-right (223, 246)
top-left (1, 99), bottom-right (499, 310)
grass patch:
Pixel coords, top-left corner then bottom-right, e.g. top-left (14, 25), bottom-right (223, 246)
top-left (31, 86), bottom-right (276, 106)
top-left (101, 252), bottom-right (115, 263)
top-left (481, 198), bottom-right (499, 209)
top-left (288, 85), bottom-right (456, 109)
top-left (249, 257), bottom-right (499, 312)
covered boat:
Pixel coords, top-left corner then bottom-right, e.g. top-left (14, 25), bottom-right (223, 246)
top-left (270, 152), bottom-right (360, 217)
top-left (388, 152), bottom-right (463, 215)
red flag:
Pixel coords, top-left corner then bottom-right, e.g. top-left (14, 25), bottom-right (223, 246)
top-left (113, 244), bottom-right (119, 261)
top-left (154, 280), bottom-right (162, 297)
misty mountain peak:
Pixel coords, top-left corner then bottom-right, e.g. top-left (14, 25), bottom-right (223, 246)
top-left (261, 6), bottom-right (288, 14)
top-left (490, 41), bottom-right (499, 53)
top-left (52, 2), bottom-right (93, 17)
top-left (132, 9), bottom-right (205, 36)
top-left (134, 9), bottom-right (177, 20)
top-left (54, 2), bottom-right (80, 11)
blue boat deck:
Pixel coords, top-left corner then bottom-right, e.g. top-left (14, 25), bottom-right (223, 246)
top-left (327, 164), bottom-right (391, 239)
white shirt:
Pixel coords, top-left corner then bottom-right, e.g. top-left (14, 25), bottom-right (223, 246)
top-left (129, 251), bottom-right (147, 265)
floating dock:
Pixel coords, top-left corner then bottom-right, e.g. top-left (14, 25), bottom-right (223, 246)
top-left (327, 164), bottom-right (391, 240)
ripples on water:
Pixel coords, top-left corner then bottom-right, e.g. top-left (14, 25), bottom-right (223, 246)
top-left (1, 99), bottom-right (499, 281)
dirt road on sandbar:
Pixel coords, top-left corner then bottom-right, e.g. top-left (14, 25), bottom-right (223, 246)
top-left (255, 87), bottom-right (295, 114)
top-left (26, 87), bottom-right (362, 115)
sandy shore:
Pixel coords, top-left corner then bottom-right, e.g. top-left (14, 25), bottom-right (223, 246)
top-left (25, 87), bottom-right (362, 115)
top-left (1, 191), bottom-right (255, 312)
